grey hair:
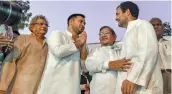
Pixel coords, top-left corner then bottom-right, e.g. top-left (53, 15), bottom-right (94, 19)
top-left (149, 17), bottom-right (162, 24)
top-left (29, 15), bottom-right (49, 26)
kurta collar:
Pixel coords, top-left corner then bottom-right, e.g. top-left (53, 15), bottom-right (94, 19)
top-left (30, 33), bottom-right (46, 47)
top-left (101, 44), bottom-right (114, 49)
top-left (101, 43), bottom-right (121, 50)
top-left (66, 29), bottom-right (74, 41)
top-left (126, 19), bottom-right (140, 33)
top-left (66, 29), bottom-right (72, 37)
top-left (162, 36), bottom-right (171, 41)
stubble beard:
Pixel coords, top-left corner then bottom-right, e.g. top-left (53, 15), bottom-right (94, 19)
top-left (118, 22), bottom-right (124, 27)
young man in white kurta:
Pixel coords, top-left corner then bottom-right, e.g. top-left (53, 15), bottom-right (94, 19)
top-left (85, 26), bottom-right (131, 94)
top-left (37, 14), bottom-right (87, 94)
top-left (115, 1), bottom-right (163, 94)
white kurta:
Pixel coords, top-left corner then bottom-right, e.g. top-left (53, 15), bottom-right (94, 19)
top-left (115, 19), bottom-right (163, 94)
top-left (85, 45), bottom-right (120, 94)
top-left (37, 30), bottom-right (81, 94)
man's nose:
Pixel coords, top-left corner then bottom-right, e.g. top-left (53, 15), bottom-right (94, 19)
top-left (154, 25), bottom-right (159, 29)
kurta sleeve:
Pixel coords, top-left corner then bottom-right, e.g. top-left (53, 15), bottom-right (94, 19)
top-left (47, 31), bottom-right (78, 58)
top-left (0, 36), bottom-right (24, 91)
top-left (126, 22), bottom-right (158, 87)
top-left (80, 45), bottom-right (89, 73)
top-left (85, 48), bottom-right (109, 74)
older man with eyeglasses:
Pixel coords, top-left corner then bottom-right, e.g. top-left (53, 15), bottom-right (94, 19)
top-left (85, 26), bottom-right (131, 94)
top-left (0, 15), bottom-right (49, 94)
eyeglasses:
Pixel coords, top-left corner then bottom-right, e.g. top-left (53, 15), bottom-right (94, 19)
top-left (152, 23), bottom-right (162, 27)
top-left (33, 23), bottom-right (49, 27)
top-left (99, 32), bottom-right (112, 36)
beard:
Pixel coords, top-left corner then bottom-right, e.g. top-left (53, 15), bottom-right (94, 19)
top-left (77, 30), bottom-right (83, 35)
top-left (78, 28), bottom-right (84, 35)
top-left (118, 23), bottom-right (123, 27)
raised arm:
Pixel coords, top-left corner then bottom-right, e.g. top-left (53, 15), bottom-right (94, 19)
top-left (47, 31), bottom-right (79, 58)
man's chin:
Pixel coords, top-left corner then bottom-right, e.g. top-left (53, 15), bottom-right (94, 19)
top-left (40, 31), bottom-right (47, 36)
top-left (118, 24), bottom-right (123, 27)
top-left (78, 31), bottom-right (83, 34)
top-left (100, 42), bottom-right (108, 45)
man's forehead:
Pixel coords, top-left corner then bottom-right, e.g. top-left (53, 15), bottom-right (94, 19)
top-left (75, 16), bottom-right (85, 20)
top-left (101, 28), bottom-right (111, 32)
top-left (151, 19), bottom-right (161, 23)
top-left (116, 7), bottom-right (122, 11)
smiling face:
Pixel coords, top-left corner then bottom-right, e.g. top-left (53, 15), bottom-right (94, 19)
top-left (29, 18), bottom-right (49, 38)
top-left (115, 7), bottom-right (128, 28)
top-left (99, 27), bottom-right (116, 46)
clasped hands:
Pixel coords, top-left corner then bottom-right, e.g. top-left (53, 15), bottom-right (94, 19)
top-left (73, 31), bottom-right (87, 49)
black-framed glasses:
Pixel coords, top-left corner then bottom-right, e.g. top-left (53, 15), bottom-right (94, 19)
top-left (99, 32), bottom-right (112, 37)
top-left (33, 23), bottom-right (49, 27)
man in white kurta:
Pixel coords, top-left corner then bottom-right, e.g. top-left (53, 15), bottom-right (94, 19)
top-left (37, 14), bottom-right (87, 94)
top-left (115, 1), bottom-right (163, 94)
top-left (85, 26), bottom-right (131, 94)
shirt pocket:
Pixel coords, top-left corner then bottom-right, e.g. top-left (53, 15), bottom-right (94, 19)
top-left (163, 44), bottom-right (171, 56)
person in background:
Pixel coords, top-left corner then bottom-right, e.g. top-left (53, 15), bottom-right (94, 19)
top-left (80, 71), bottom-right (92, 94)
top-left (150, 17), bottom-right (171, 94)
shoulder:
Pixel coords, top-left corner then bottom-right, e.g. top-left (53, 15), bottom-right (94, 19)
top-left (14, 34), bottom-right (29, 44)
top-left (12, 34), bottom-right (31, 49)
top-left (15, 34), bottom-right (29, 40)
top-left (137, 20), bottom-right (152, 28)
top-left (114, 42), bottom-right (123, 49)
top-left (160, 38), bottom-right (171, 45)
top-left (48, 30), bottom-right (66, 38)
top-left (136, 20), bottom-right (155, 34)
top-left (49, 30), bottom-right (64, 36)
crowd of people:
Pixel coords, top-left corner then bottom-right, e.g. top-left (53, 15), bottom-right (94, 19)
top-left (0, 1), bottom-right (171, 94)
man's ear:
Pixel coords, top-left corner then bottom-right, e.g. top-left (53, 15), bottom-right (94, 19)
top-left (113, 34), bottom-right (117, 41)
top-left (69, 19), bottom-right (74, 26)
top-left (126, 9), bottom-right (131, 16)
top-left (29, 25), bottom-right (33, 32)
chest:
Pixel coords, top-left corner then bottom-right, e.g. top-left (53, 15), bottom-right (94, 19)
top-left (121, 28), bottom-right (139, 58)
top-left (62, 33), bottom-right (80, 59)
top-left (159, 40), bottom-right (171, 56)
top-left (98, 48), bottom-right (119, 61)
